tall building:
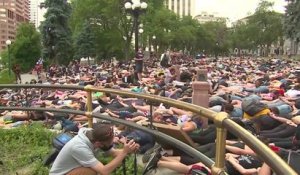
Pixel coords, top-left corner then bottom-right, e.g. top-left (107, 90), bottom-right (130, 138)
top-left (30, 0), bottom-right (46, 29)
top-left (165, 0), bottom-right (196, 17)
top-left (0, 0), bottom-right (30, 52)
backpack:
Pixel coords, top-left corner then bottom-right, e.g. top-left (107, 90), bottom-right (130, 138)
top-left (160, 54), bottom-right (169, 67)
top-left (43, 132), bottom-right (74, 166)
top-left (241, 96), bottom-right (267, 116)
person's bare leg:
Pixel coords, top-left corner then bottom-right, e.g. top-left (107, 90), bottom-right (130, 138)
top-left (170, 107), bottom-right (189, 116)
top-left (138, 73), bottom-right (142, 81)
top-left (161, 156), bottom-right (181, 162)
top-left (12, 113), bottom-right (29, 120)
top-left (258, 163), bottom-right (272, 175)
top-left (157, 160), bottom-right (190, 174)
top-left (129, 116), bottom-right (147, 122)
top-left (72, 116), bottom-right (88, 121)
top-left (132, 103), bottom-right (150, 112)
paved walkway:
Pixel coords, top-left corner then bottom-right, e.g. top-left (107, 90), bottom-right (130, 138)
top-left (20, 73), bottom-right (37, 83)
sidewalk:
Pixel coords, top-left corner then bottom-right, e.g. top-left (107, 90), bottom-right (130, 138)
top-left (20, 73), bottom-right (37, 83)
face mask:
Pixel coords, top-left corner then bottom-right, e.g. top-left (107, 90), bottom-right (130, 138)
top-left (101, 144), bottom-right (113, 151)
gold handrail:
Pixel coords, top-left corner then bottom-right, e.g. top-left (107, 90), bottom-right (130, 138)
top-left (0, 84), bottom-right (297, 175)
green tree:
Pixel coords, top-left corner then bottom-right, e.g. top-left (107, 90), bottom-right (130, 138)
top-left (202, 21), bottom-right (230, 56)
top-left (170, 16), bottom-right (198, 53)
top-left (0, 23), bottom-right (41, 72)
top-left (248, 0), bottom-right (283, 50)
top-left (229, 21), bottom-right (257, 55)
top-left (40, 0), bottom-right (73, 65)
top-left (69, 0), bottom-right (228, 59)
top-left (71, 0), bottom-right (131, 60)
top-left (284, 0), bottom-right (300, 54)
top-left (74, 21), bottom-right (96, 64)
top-left (228, 0), bottom-right (283, 56)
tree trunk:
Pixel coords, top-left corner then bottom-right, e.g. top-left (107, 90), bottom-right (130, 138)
top-left (295, 41), bottom-right (299, 55)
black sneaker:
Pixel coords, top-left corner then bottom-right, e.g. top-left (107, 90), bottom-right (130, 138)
top-left (142, 144), bottom-right (162, 163)
top-left (142, 151), bottom-right (161, 175)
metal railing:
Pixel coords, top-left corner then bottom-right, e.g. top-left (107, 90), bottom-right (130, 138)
top-left (0, 84), bottom-right (297, 175)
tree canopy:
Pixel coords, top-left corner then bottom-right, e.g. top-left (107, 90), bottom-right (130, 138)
top-left (0, 23), bottom-right (41, 72)
top-left (2, 0), bottom-right (285, 66)
top-left (40, 0), bottom-right (73, 65)
top-left (229, 0), bottom-right (283, 55)
top-left (284, 0), bottom-right (300, 42)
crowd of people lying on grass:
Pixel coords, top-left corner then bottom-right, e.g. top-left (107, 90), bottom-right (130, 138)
top-left (0, 54), bottom-right (300, 175)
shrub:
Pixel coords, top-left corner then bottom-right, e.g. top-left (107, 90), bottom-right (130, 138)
top-left (0, 69), bottom-right (15, 84)
top-left (0, 123), bottom-right (142, 175)
top-left (0, 122), bottom-right (55, 174)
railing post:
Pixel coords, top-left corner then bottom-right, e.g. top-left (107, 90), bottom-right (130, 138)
top-left (192, 68), bottom-right (210, 129)
top-left (212, 112), bottom-right (228, 175)
top-left (84, 85), bottom-right (93, 128)
top-left (149, 104), bottom-right (153, 129)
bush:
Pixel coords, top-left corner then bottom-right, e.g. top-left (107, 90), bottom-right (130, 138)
top-left (0, 122), bottom-right (55, 174)
top-left (0, 69), bottom-right (15, 84)
top-left (0, 123), bottom-right (142, 175)
top-left (98, 151), bottom-right (143, 175)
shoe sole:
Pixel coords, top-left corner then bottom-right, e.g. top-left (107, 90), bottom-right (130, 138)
top-left (142, 152), bottom-right (160, 175)
top-left (142, 144), bottom-right (161, 163)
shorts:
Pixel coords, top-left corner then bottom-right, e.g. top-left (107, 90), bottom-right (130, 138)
top-left (135, 61), bottom-right (143, 73)
top-left (186, 164), bottom-right (211, 175)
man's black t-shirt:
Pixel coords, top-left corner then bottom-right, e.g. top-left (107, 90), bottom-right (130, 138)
top-left (225, 155), bottom-right (262, 175)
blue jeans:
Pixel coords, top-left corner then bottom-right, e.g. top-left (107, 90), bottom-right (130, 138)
top-left (246, 94), bottom-right (262, 101)
top-left (230, 95), bottom-right (243, 101)
top-left (230, 108), bottom-right (243, 118)
top-left (266, 100), bottom-right (287, 108)
top-left (244, 86), bottom-right (269, 93)
top-left (276, 104), bottom-right (293, 117)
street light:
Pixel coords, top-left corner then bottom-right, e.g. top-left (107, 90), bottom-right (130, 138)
top-left (152, 35), bottom-right (156, 53)
top-left (6, 40), bottom-right (12, 77)
top-left (138, 28), bottom-right (144, 48)
top-left (215, 42), bottom-right (219, 59)
top-left (124, 0), bottom-right (147, 52)
top-left (138, 28), bottom-right (144, 34)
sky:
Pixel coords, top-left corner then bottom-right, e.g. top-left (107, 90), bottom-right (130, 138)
top-left (195, 0), bottom-right (287, 22)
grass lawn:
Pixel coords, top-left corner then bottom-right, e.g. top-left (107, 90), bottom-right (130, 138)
top-left (0, 69), bottom-right (15, 84)
top-left (0, 123), bottom-right (143, 175)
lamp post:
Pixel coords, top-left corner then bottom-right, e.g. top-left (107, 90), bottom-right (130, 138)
top-left (152, 35), bottom-right (156, 53)
top-left (124, 0), bottom-right (147, 52)
top-left (215, 42), bottom-right (219, 59)
top-left (138, 27), bottom-right (144, 48)
top-left (6, 40), bottom-right (12, 77)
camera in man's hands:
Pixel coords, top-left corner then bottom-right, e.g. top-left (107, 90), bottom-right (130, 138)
top-left (126, 136), bottom-right (141, 143)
